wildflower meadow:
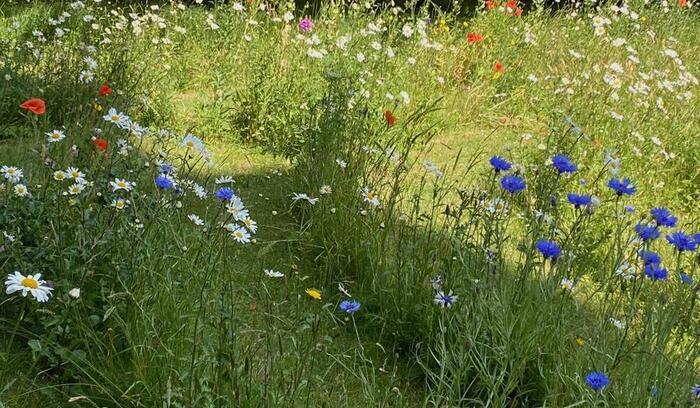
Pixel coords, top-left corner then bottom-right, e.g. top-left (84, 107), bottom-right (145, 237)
top-left (0, 0), bottom-right (698, 406)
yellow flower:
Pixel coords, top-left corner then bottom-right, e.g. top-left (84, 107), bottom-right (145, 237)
top-left (575, 336), bottom-right (585, 347)
top-left (95, 103), bottom-right (102, 112)
top-left (493, 72), bottom-right (502, 80)
top-left (305, 288), bottom-right (322, 300)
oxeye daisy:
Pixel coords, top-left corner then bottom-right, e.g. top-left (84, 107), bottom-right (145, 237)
top-left (292, 192), bottom-right (319, 205)
top-left (13, 184), bottom-right (29, 197)
top-left (264, 269), bottom-right (284, 278)
top-left (1, 165), bottom-right (23, 183)
top-left (339, 300), bottom-right (361, 314)
top-left (243, 217), bottom-right (257, 233)
top-left (67, 183), bottom-right (85, 195)
top-left (584, 371), bottom-right (609, 391)
top-left (231, 227), bottom-right (251, 244)
top-left (103, 107), bottom-right (128, 127)
top-left (111, 198), bottom-right (128, 209)
top-left (433, 290), bottom-right (458, 308)
top-left (551, 154), bottom-right (577, 174)
top-left (5, 271), bottom-right (53, 303)
top-left (110, 178), bottom-right (134, 192)
top-left (180, 133), bottom-right (205, 152)
top-left (46, 129), bottom-right (66, 143)
top-left (65, 167), bottom-right (86, 183)
top-left (187, 214), bottom-right (204, 226)
top-left (53, 170), bottom-right (67, 181)
top-left (361, 187), bottom-right (380, 207)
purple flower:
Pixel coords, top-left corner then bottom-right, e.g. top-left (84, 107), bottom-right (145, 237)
top-left (607, 177), bottom-right (637, 196)
top-left (635, 223), bottom-right (660, 241)
top-left (215, 187), bottom-right (235, 202)
top-left (339, 300), bottom-right (361, 314)
top-left (154, 174), bottom-right (174, 190)
top-left (536, 239), bottom-right (561, 259)
top-left (552, 154), bottom-right (577, 174)
top-left (298, 17), bottom-right (313, 32)
top-left (650, 207), bottom-right (677, 227)
top-left (567, 193), bottom-right (592, 208)
top-left (500, 175), bottom-right (526, 194)
top-left (489, 156), bottom-right (511, 172)
top-left (584, 371), bottom-right (609, 391)
top-left (666, 231), bottom-right (698, 252)
top-left (644, 264), bottom-right (668, 281)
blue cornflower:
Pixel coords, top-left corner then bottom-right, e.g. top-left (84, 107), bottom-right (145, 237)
top-left (552, 154), bottom-right (577, 174)
top-left (489, 156), bottom-right (512, 172)
top-left (536, 239), bottom-right (561, 259)
top-left (624, 205), bottom-right (635, 213)
top-left (639, 250), bottom-right (661, 266)
top-left (644, 264), bottom-right (668, 281)
top-left (339, 300), bottom-right (361, 314)
top-left (567, 193), bottom-right (592, 208)
top-left (651, 386), bottom-right (660, 398)
top-left (584, 371), bottom-right (609, 391)
top-left (159, 163), bottom-right (175, 174)
top-left (154, 174), bottom-right (174, 190)
top-left (666, 231), bottom-right (698, 252)
top-left (635, 223), bottom-right (660, 241)
top-left (500, 175), bottom-right (526, 194)
top-left (607, 178), bottom-right (637, 196)
top-left (650, 207), bottom-right (677, 227)
top-left (215, 187), bottom-right (235, 202)
top-left (679, 273), bottom-right (694, 285)
top-left (433, 290), bottom-right (458, 308)
top-left (691, 384), bottom-right (700, 399)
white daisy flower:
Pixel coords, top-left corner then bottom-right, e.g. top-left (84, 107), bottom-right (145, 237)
top-left (231, 227), bottom-right (251, 244)
top-left (46, 129), bottom-right (66, 143)
top-left (13, 184), bottom-right (29, 197)
top-left (215, 176), bottom-right (235, 184)
top-left (110, 178), bottom-right (134, 192)
top-left (243, 217), bottom-right (257, 233)
top-left (53, 170), bottom-right (67, 181)
top-left (560, 277), bottom-right (574, 291)
top-left (181, 133), bottom-right (205, 152)
top-left (188, 214), bottom-right (204, 226)
top-left (67, 183), bottom-right (86, 195)
top-left (111, 198), bottom-right (128, 209)
top-left (292, 193), bottom-right (319, 205)
top-left (103, 107), bottom-right (129, 127)
top-left (68, 288), bottom-right (81, 299)
top-left (5, 271), bottom-right (53, 303)
top-left (65, 167), bottom-right (86, 183)
top-left (264, 269), bottom-right (284, 278)
top-left (361, 187), bottom-right (380, 207)
top-left (1, 166), bottom-right (23, 183)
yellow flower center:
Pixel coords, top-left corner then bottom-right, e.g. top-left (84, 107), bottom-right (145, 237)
top-left (186, 141), bottom-right (194, 148)
top-left (21, 277), bottom-right (39, 289)
top-left (111, 115), bottom-right (120, 122)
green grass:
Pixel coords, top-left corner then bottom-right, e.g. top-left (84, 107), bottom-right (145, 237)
top-left (1, 0), bottom-right (699, 406)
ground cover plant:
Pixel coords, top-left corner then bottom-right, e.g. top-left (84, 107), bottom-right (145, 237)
top-left (0, 0), bottom-right (698, 406)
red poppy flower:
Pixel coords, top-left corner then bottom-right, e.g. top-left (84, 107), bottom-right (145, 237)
top-left (506, 0), bottom-right (517, 10)
top-left (515, 7), bottom-right (523, 16)
top-left (20, 98), bottom-right (46, 115)
top-left (679, 0), bottom-right (687, 7)
top-left (493, 61), bottom-right (505, 74)
top-left (93, 138), bottom-right (108, 151)
top-left (99, 84), bottom-right (112, 97)
top-left (384, 110), bottom-right (396, 127)
top-left (485, 0), bottom-right (497, 10)
top-left (467, 32), bottom-right (484, 44)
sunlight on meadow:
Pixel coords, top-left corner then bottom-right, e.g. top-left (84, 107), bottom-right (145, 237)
top-left (0, 0), bottom-right (698, 406)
